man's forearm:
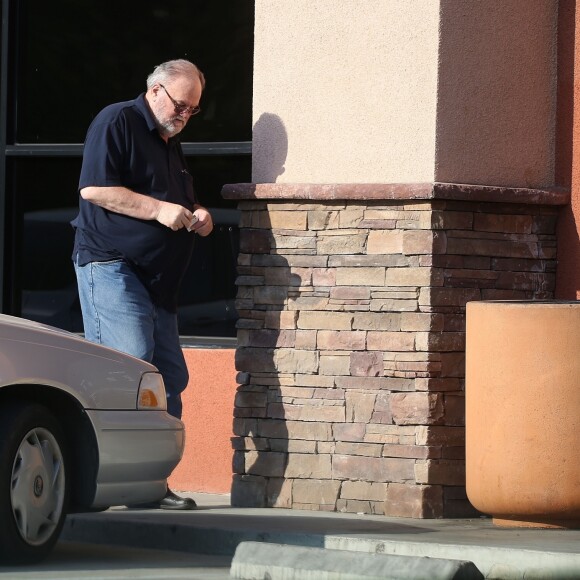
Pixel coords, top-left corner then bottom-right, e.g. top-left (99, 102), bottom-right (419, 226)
top-left (80, 186), bottom-right (161, 220)
top-left (80, 186), bottom-right (197, 231)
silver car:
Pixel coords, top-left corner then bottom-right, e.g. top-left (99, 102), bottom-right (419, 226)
top-left (0, 314), bottom-right (185, 564)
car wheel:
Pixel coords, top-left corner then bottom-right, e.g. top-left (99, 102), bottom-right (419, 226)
top-left (0, 403), bottom-right (68, 564)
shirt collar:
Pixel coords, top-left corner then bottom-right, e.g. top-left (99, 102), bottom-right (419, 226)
top-left (134, 93), bottom-right (158, 133)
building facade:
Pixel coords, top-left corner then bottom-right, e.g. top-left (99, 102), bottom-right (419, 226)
top-left (2, 1), bottom-right (579, 516)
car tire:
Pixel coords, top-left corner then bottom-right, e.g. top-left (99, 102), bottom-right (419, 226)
top-left (0, 402), bottom-right (68, 564)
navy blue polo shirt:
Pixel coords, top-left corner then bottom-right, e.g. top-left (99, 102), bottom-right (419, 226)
top-left (72, 93), bottom-right (198, 312)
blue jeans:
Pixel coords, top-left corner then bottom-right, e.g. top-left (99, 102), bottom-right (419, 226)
top-left (74, 258), bottom-right (188, 419)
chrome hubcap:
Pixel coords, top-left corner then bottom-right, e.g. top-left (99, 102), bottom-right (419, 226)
top-left (11, 428), bottom-right (65, 546)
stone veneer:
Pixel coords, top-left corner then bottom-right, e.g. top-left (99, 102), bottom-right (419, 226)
top-left (222, 183), bottom-right (568, 518)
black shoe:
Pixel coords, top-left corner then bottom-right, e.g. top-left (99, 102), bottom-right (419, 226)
top-left (127, 489), bottom-right (197, 510)
top-left (159, 489), bottom-right (197, 510)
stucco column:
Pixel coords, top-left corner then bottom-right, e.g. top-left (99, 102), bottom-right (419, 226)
top-left (225, 0), bottom-right (564, 517)
top-left (252, 0), bottom-right (557, 187)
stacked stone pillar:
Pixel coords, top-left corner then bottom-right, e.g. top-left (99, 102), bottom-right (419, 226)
top-left (229, 0), bottom-right (563, 517)
top-left (224, 183), bottom-right (566, 517)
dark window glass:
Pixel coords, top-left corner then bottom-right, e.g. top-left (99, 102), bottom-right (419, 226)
top-left (15, 0), bottom-right (254, 143)
top-left (13, 157), bottom-right (83, 331)
top-left (5, 0), bottom-right (252, 339)
top-left (14, 155), bottom-right (249, 336)
top-left (177, 155), bottom-right (250, 337)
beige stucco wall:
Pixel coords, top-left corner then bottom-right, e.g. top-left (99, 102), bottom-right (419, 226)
top-left (252, 0), bottom-right (440, 183)
top-left (435, 0), bottom-right (558, 188)
top-left (252, 0), bottom-right (558, 188)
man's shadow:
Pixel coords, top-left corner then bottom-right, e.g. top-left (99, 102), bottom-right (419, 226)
top-left (231, 113), bottom-right (292, 507)
top-left (251, 112), bottom-right (288, 182)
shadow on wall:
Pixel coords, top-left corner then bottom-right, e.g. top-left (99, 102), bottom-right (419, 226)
top-left (556, 208), bottom-right (580, 299)
top-left (251, 113), bottom-right (288, 183)
top-left (555, 0), bottom-right (579, 298)
top-left (231, 113), bottom-right (293, 507)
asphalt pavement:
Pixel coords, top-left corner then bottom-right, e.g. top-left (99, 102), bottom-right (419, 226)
top-left (62, 492), bottom-right (580, 579)
top-left (0, 541), bottom-right (232, 580)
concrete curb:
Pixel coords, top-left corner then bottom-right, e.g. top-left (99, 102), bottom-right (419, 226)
top-left (63, 516), bottom-right (318, 556)
top-left (62, 510), bottom-right (580, 579)
top-left (230, 541), bottom-right (484, 580)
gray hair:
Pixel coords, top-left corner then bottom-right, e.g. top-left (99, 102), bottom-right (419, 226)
top-left (147, 59), bottom-right (206, 91)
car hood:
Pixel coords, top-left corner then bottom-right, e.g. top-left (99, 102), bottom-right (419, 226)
top-left (0, 312), bottom-right (80, 335)
top-left (0, 313), bottom-right (159, 409)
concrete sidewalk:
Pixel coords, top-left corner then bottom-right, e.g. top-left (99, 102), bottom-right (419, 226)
top-left (62, 492), bottom-right (580, 579)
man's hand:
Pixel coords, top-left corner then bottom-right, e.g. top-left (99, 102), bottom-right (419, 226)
top-left (188, 206), bottom-right (214, 237)
top-left (156, 201), bottom-right (195, 231)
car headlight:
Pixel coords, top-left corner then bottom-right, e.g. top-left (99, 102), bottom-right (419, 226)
top-left (137, 372), bottom-right (167, 410)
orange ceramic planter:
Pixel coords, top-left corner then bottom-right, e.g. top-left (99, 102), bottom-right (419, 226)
top-left (466, 301), bottom-right (580, 528)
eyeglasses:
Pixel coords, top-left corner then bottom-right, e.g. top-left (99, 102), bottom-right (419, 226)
top-left (159, 84), bottom-right (201, 116)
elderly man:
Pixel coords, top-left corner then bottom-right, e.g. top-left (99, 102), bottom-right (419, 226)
top-left (72, 59), bottom-right (213, 510)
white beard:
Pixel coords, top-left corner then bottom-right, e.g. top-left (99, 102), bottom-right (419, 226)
top-left (158, 117), bottom-right (184, 139)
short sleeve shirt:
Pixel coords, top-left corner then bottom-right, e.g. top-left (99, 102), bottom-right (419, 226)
top-left (72, 93), bottom-right (197, 312)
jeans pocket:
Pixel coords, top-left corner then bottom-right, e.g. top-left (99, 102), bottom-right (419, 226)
top-left (92, 258), bottom-right (124, 266)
